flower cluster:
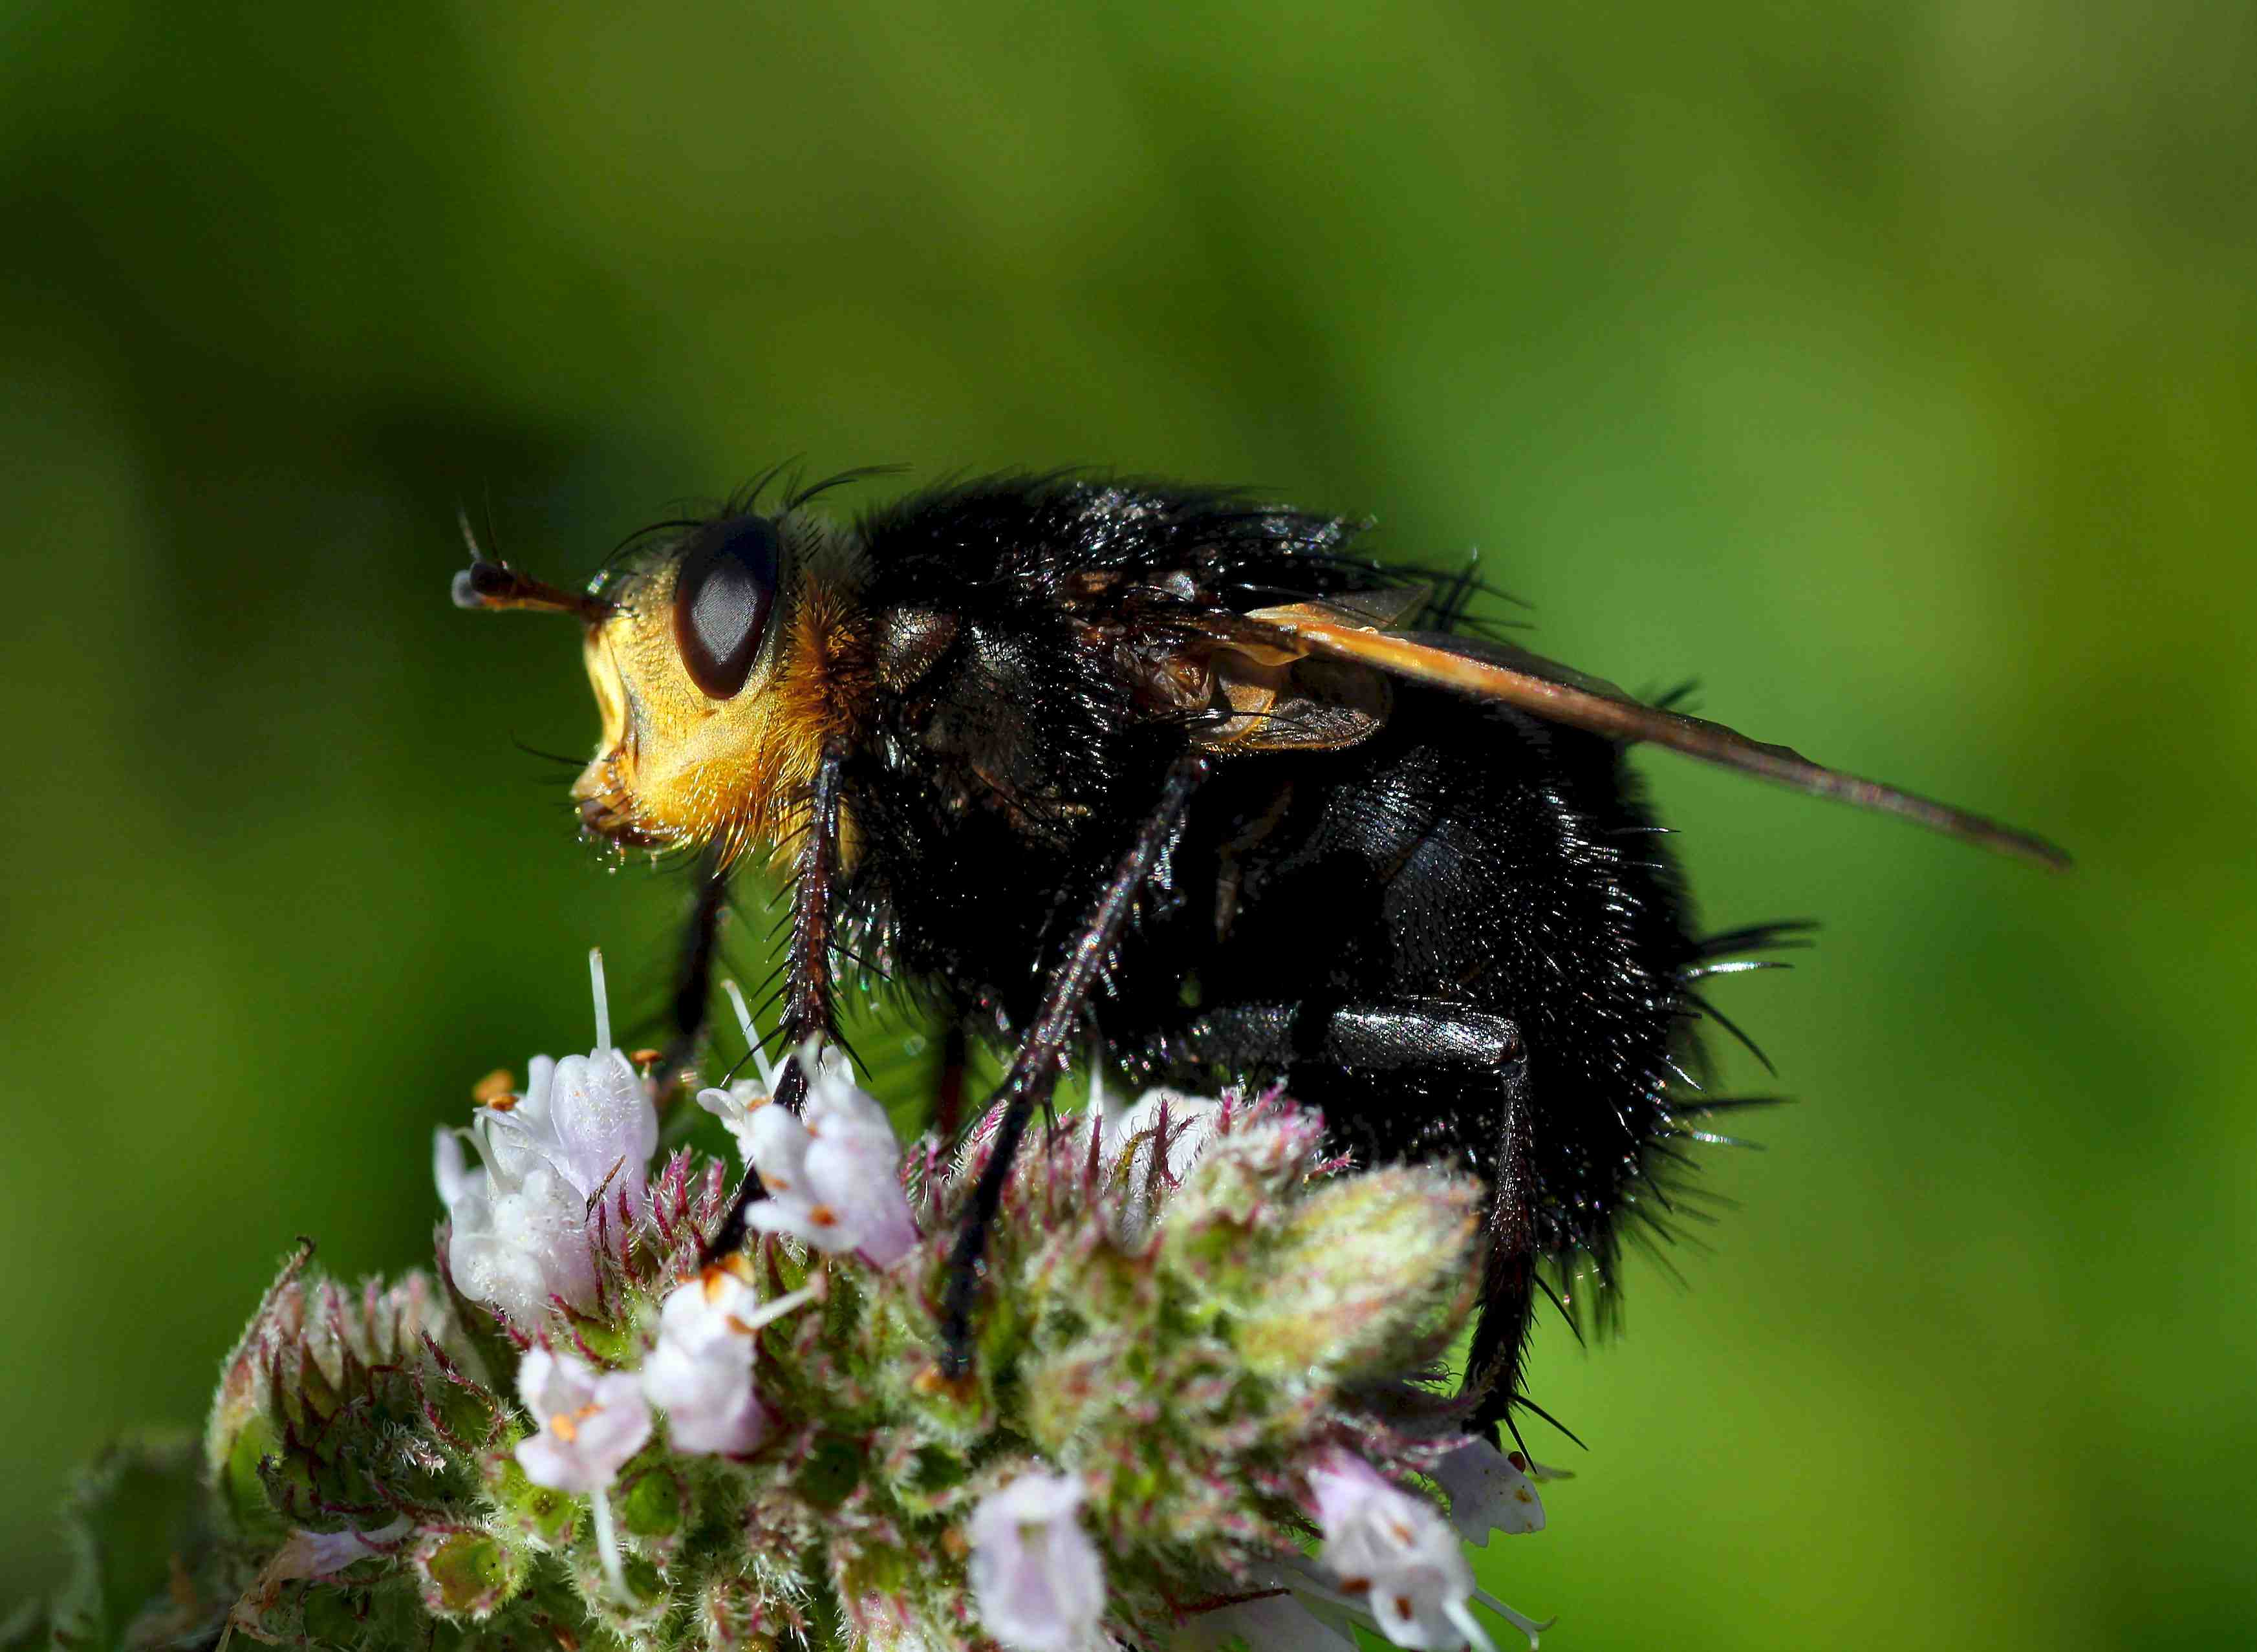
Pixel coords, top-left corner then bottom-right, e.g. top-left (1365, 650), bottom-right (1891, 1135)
top-left (47, 954), bottom-right (1558, 1652)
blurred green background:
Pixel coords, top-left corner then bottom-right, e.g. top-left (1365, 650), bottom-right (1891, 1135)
top-left (4, 1), bottom-right (2252, 1645)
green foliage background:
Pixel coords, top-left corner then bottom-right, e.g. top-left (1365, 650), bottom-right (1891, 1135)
top-left (3, 2), bottom-right (2251, 1644)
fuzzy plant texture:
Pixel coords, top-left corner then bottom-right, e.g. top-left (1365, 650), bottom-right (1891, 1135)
top-left (11, 956), bottom-right (1555, 1652)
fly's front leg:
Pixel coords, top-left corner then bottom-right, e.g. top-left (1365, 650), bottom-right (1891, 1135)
top-left (702, 740), bottom-right (847, 1261)
top-left (937, 752), bottom-right (1211, 1377)
top-left (657, 841), bottom-right (733, 1102)
top-left (771, 744), bottom-right (847, 1112)
top-left (931, 1021), bottom-right (970, 1141)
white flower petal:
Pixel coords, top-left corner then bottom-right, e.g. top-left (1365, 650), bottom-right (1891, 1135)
top-left (658, 1268), bottom-right (760, 1351)
top-left (433, 1127), bottom-right (477, 1208)
top-left (638, 1271), bottom-right (788, 1459)
top-left (805, 1132), bottom-right (921, 1267)
top-left (1434, 1438), bottom-right (1544, 1545)
top-left (515, 1055), bottom-right (558, 1132)
top-left (747, 1104), bottom-right (813, 1197)
top-left (1312, 1449), bottom-right (1487, 1652)
top-left (803, 1058), bottom-right (891, 1137)
top-left (658, 1377), bottom-right (771, 1457)
top-left (695, 1083), bottom-right (764, 1164)
top-left (746, 1199), bottom-right (839, 1250)
top-left (967, 1472), bottom-right (1105, 1651)
top-left (513, 1348), bottom-right (651, 1493)
top-left (545, 1051), bottom-right (656, 1204)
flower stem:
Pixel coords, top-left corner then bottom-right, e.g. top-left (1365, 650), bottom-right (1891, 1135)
top-left (590, 1485), bottom-right (628, 1602)
top-left (736, 1278), bottom-right (824, 1333)
top-left (1446, 1596), bottom-right (1506, 1652)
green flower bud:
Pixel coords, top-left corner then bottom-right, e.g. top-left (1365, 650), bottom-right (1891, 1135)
top-left (411, 1529), bottom-right (528, 1621)
top-left (1234, 1163), bottom-right (1482, 1382)
top-left (618, 1460), bottom-right (691, 1558)
top-left (488, 1451), bottom-right (579, 1547)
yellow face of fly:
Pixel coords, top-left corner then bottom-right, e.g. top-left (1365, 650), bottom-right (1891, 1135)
top-left (567, 515), bottom-right (867, 866)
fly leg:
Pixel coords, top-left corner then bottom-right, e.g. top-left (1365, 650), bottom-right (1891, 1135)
top-left (702, 740), bottom-right (848, 1262)
top-left (658, 840), bottom-right (733, 1101)
top-left (1465, 1080), bottom-right (1538, 1437)
top-left (770, 744), bottom-right (848, 1113)
top-left (937, 751), bottom-right (1211, 1378)
top-left (1176, 997), bottom-right (1537, 1435)
top-left (1180, 1000), bottom-right (1524, 1073)
top-left (931, 1021), bottom-right (970, 1142)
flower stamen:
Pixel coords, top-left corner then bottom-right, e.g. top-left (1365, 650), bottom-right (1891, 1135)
top-left (589, 948), bottom-right (612, 1053)
top-left (720, 979), bottom-right (784, 1094)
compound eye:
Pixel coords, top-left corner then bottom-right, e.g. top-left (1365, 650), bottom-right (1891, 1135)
top-left (672, 516), bottom-right (780, 699)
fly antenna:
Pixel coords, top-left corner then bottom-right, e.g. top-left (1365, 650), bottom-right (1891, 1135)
top-left (451, 502), bottom-right (614, 622)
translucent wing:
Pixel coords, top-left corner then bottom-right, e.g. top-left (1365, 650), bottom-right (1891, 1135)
top-left (1238, 598), bottom-right (2070, 870)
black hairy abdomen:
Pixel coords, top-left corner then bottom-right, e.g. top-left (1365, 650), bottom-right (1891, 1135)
top-left (1123, 689), bottom-right (1699, 1260)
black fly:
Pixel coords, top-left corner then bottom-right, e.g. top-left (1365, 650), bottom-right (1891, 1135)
top-left (455, 473), bottom-right (2064, 1431)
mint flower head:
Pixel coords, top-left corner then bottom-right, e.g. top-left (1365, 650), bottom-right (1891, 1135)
top-left (165, 954), bottom-right (1560, 1652)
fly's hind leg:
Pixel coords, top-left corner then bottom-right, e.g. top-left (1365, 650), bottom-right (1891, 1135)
top-left (1178, 996), bottom-right (1537, 1435)
top-left (1180, 1000), bottom-right (1524, 1073)
top-left (1464, 1075), bottom-right (1537, 1437)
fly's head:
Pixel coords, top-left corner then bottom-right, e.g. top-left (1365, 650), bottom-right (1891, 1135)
top-left (456, 509), bottom-right (867, 866)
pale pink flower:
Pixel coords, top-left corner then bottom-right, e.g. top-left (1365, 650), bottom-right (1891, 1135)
top-left (235, 1516), bottom-right (413, 1629)
top-left (1312, 1450), bottom-right (1520, 1651)
top-left (437, 951), bottom-right (658, 1325)
top-left (691, 980), bottom-right (789, 1163)
top-left (441, 1138), bottom-right (600, 1323)
top-left (741, 1048), bottom-right (920, 1267)
top-left (515, 1346), bottom-right (652, 1494)
top-left (640, 1271), bottom-right (773, 1456)
top-left (966, 1470), bottom-right (1106, 1651)
top-left (474, 952), bottom-right (656, 1213)
top-left (261, 1516), bottom-right (412, 1586)
top-left (637, 1265), bottom-right (821, 1457)
top-left (1433, 1438), bottom-right (1546, 1545)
